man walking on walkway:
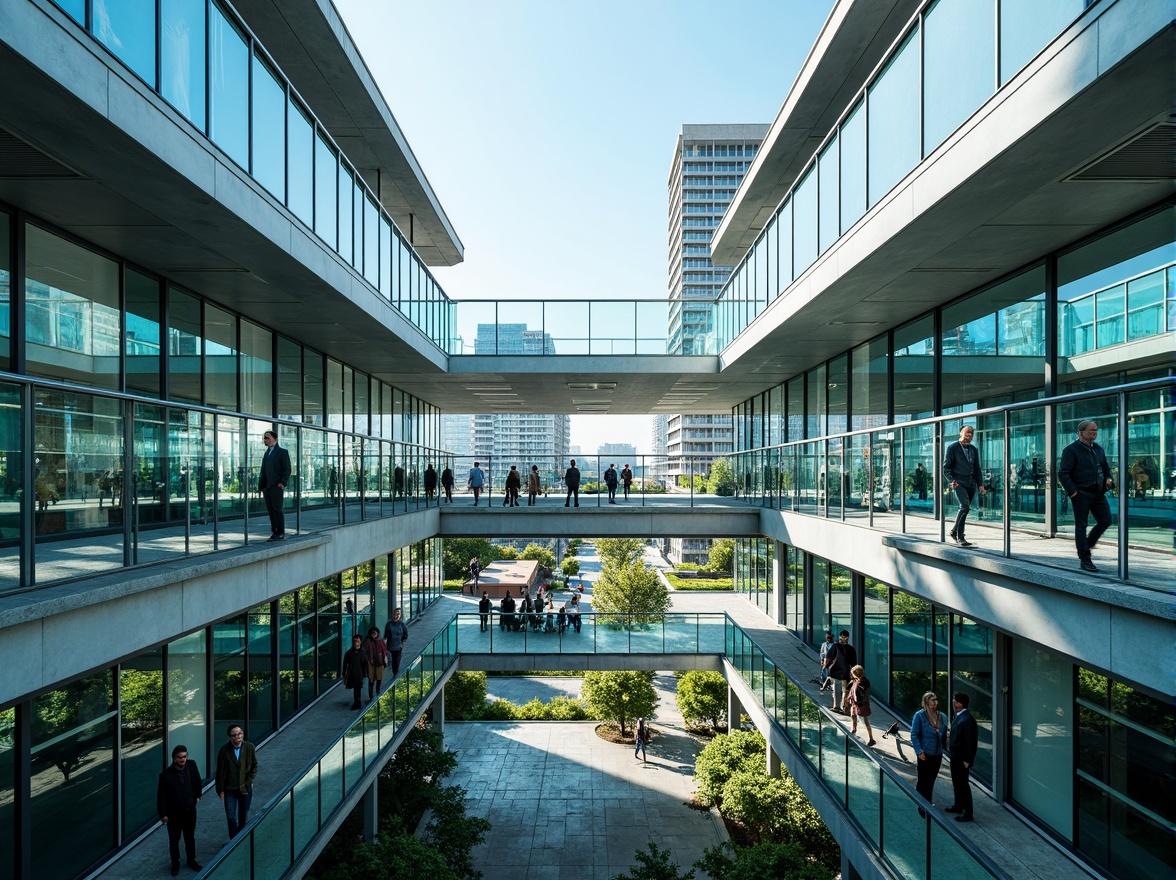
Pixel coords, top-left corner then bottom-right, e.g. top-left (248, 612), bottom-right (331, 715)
top-left (215, 725), bottom-right (257, 839)
top-left (944, 425), bottom-right (985, 546)
top-left (1058, 419), bottom-right (1113, 572)
top-left (824, 630), bottom-right (857, 713)
top-left (158, 744), bottom-right (202, 875)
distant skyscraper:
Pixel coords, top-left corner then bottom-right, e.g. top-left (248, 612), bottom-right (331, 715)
top-left (597, 442), bottom-right (637, 458)
top-left (467, 323), bottom-right (570, 473)
top-left (665, 124), bottom-right (767, 565)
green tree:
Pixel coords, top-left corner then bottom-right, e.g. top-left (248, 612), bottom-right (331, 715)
top-left (720, 771), bottom-right (790, 842)
top-left (695, 842), bottom-right (829, 880)
top-left (444, 672), bottom-right (488, 720)
top-left (676, 670), bottom-right (727, 730)
top-left (706, 539), bottom-right (735, 574)
top-left (497, 546), bottom-right (519, 560)
top-left (561, 557), bottom-right (581, 578)
top-left (592, 561), bottom-right (670, 621)
top-left (595, 537), bottom-right (647, 568)
top-left (694, 729), bottom-right (765, 807)
top-left (582, 670), bottom-right (657, 736)
top-left (442, 538), bottom-right (496, 579)
top-left (614, 842), bottom-right (695, 880)
top-left (520, 543), bottom-right (556, 571)
top-left (425, 784), bottom-right (493, 880)
top-left (707, 458), bottom-right (736, 496)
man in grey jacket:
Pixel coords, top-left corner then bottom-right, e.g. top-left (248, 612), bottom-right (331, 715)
top-left (943, 425), bottom-right (985, 547)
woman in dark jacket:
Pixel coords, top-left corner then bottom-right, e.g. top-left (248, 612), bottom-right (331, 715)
top-left (342, 635), bottom-right (369, 710)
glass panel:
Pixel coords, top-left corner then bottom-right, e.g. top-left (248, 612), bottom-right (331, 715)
top-left (209, 3), bottom-right (249, 168)
top-left (840, 101), bottom-right (866, 234)
top-left (364, 197), bottom-right (379, 288)
top-left (168, 287), bottom-right (202, 404)
top-left (286, 99), bottom-right (315, 225)
top-left (818, 135), bottom-right (839, 254)
top-left (793, 166), bottom-right (817, 275)
top-left (0, 383), bottom-right (19, 593)
top-left (867, 28), bottom-right (920, 205)
top-left (314, 135), bottom-right (338, 248)
top-left (168, 630), bottom-right (208, 771)
top-left (821, 721), bottom-right (847, 804)
top-left (214, 414), bottom-right (246, 547)
top-left (126, 268), bottom-right (161, 398)
top-left (249, 602), bottom-right (275, 738)
top-left (121, 646), bottom-right (165, 837)
top-left (25, 225), bottom-right (121, 390)
top-left (0, 213), bottom-right (9, 370)
top-left (251, 54), bottom-right (286, 202)
top-left (882, 772), bottom-right (925, 878)
top-left (161, 0), bottom-right (208, 129)
top-left (204, 304), bottom-right (236, 410)
top-left (1000, 0), bottom-right (1086, 84)
top-left (589, 301), bottom-right (636, 355)
top-left (31, 670), bottom-right (116, 879)
top-left (1010, 639), bottom-right (1073, 837)
top-left (0, 707), bottom-right (12, 880)
top-left (292, 768), bottom-right (319, 858)
top-left (214, 614), bottom-right (247, 742)
top-left (253, 791), bottom-right (292, 880)
top-left (1125, 387), bottom-right (1173, 559)
top-left (846, 742), bottom-right (880, 843)
top-left (931, 817), bottom-right (992, 880)
top-left (317, 576), bottom-right (342, 691)
top-left (636, 301), bottom-right (669, 354)
top-left (545, 301), bottom-right (590, 355)
top-left (240, 320), bottom-right (272, 417)
top-left (337, 164), bottom-right (353, 264)
top-left (34, 389), bottom-right (125, 583)
top-left (891, 591), bottom-right (933, 719)
top-left (923, 0), bottom-right (995, 153)
top-left (302, 350), bottom-right (323, 426)
top-left (893, 314), bottom-right (935, 421)
top-left (94, 0), bottom-right (157, 86)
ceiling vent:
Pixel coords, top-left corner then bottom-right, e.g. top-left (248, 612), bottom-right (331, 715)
top-left (0, 127), bottom-right (81, 179)
top-left (1068, 120), bottom-right (1176, 181)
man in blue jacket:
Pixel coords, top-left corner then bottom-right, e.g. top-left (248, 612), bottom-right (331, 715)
top-left (259, 430), bottom-right (291, 541)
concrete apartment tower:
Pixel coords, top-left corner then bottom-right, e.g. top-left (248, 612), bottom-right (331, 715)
top-left (664, 124), bottom-right (768, 564)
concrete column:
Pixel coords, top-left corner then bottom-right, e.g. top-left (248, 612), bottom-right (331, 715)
top-left (767, 744), bottom-right (781, 778)
top-left (772, 540), bottom-right (786, 626)
top-left (728, 688), bottom-right (744, 733)
top-left (362, 779), bottom-right (378, 842)
top-left (432, 686), bottom-right (445, 735)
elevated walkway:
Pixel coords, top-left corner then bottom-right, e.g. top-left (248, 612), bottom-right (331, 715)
top-left (94, 593), bottom-right (1094, 880)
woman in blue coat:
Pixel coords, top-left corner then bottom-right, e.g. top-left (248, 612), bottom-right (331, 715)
top-left (909, 691), bottom-right (947, 815)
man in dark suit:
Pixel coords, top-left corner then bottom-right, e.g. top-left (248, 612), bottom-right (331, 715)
top-left (157, 744), bottom-right (202, 875)
top-left (259, 430), bottom-right (291, 541)
top-left (948, 691), bottom-right (979, 822)
top-left (943, 425), bottom-right (985, 546)
top-left (1058, 419), bottom-right (1114, 572)
top-left (564, 459), bottom-right (581, 507)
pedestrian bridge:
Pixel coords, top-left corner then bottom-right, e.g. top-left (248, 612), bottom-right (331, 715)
top-left (187, 608), bottom-right (1012, 880)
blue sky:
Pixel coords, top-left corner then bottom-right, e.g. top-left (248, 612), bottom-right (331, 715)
top-left (335, 0), bottom-right (834, 450)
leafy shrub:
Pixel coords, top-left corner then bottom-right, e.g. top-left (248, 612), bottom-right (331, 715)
top-left (444, 672), bottom-right (487, 720)
top-left (676, 671), bottom-right (727, 730)
top-left (694, 730), bottom-right (765, 807)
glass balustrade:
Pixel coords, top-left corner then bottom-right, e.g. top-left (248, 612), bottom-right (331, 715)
top-left (200, 619), bottom-right (457, 880)
top-left (0, 376), bottom-right (452, 596)
top-left (724, 378), bottom-right (1174, 591)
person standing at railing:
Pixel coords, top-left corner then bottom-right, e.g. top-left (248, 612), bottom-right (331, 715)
top-left (621, 464), bottom-right (633, 500)
top-left (604, 463), bottom-right (619, 504)
top-left (528, 464), bottom-right (541, 505)
top-left (478, 591), bottom-right (492, 632)
top-left (944, 425), bottom-right (985, 547)
top-left (910, 692), bottom-right (947, 818)
top-left (467, 461), bottom-right (485, 506)
top-left (564, 459), bottom-right (581, 507)
top-left (1058, 420), bottom-right (1114, 573)
top-left (259, 430), bottom-right (291, 542)
top-left (441, 465), bottom-right (455, 503)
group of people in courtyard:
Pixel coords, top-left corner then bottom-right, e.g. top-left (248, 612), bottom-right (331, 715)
top-left (478, 584), bottom-right (584, 634)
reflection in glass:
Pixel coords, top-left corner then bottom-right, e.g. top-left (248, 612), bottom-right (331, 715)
top-left (923, 0), bottom-right (995, 154)
top-left (251, 54), bottom-right (287, 202)
top-left (867, 28), bottom-right (919, 205)
top-left (818, 136), bottom-right (839, 255)
top-left (204, 304), bottom-right (237, 410)
top-left (1010, 639), bottom-right (1073, 837)
top-left (1000, 0), bottom-right (1085, 85)
top-left (840, 102), bottom-right (866, 235)
top-left (94, 0), bottom-right (158, 86)
top-left (161, 0), bottom-right (208, 129)
top-left (25, 225), bottom-right (121, 390)
top-left (287, 100), bottom-right (314, 226)
top-left (126, 268), bottom-right (161, 398)
top-left (121, 646), bottom-right (165, 836)
top-left (209, 3), bottom-right (249, 168)
top-left (793, 167), bottom-right (817, 276)
top-left (31, 670), bottom-right (116, 878)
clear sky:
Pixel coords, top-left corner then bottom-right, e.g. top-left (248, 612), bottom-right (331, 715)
top-left (334, 0), bottom-right (835, 452)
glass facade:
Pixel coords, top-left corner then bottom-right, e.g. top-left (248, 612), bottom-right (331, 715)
top-left (46, 0), bottom-right (452, 351)
top-left (0, 547), bottom-right (442, 877)
top-left (715, 0), bottom-right (1100, 344)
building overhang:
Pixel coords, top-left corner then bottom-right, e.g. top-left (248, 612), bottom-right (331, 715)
top-left (231, 0), bottom-right (463, 266)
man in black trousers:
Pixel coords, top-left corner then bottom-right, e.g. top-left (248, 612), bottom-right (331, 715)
top-left (1058, 419), bottom-right (1114, 572)
top-left (157, 744), bottom-right (202, 875)
top-left (943, 425), bottom-right (985, 546)
top-left (259, 430), bottom-right (292, 541)
top-left (947, 692), bottom-right (978, 823)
